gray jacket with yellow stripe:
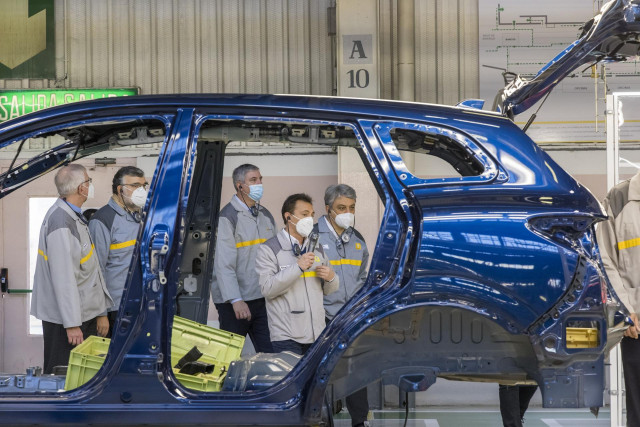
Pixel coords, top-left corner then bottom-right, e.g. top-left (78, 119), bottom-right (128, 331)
top-left (316, 216), bottom-right (369, 320)
top-left (256, 228), bottom-right (339, 344)
top-left (31, 198), bottom-right (112, 328)
top-left (597, 172), bottom-right (640, 314)
top-left (89, 197), bottom-right (140, 312)
top-left (210, 196), bottom-right (277, 303)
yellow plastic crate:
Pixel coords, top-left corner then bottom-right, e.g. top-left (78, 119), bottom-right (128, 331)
top-left (65, 336), bottom-right (110, 390)
top-left (170, 316), bottom-right (245, 391)
top-left (64, 317), bottom-right (245, 391)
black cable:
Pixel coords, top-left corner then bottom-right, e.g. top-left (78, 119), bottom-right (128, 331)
top-left (0, 138), bottom-right (27, 193)
top-left (176, 289), bottom-right (187, 316)
top-left (403, 391), bottom-right (409, 427)
top-left (119, 188), bottom-right (142, 223)
top-left (238, 186), bottom-right (260, 218)
top-left (285, 219), bottom-right (316, 340)
top-left (326, 215), bottom-right (347, 258)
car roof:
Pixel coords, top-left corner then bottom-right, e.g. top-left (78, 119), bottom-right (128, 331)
top-left (0, 93), bottom-right (511, 136)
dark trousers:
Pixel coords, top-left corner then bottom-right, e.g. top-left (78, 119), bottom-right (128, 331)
top-left (215, 298), bottom-right (273, 353)
top-left (271, 339), bottom-right (312, 355)
top-left (326, 317), bottom-right (369, 426)
top-left (42, 318), bottom-right (98, 374)
top-left (499, 385), bottom-right (538, 427)
top-left (345, 386), bottom-right (369, 426)
top-left (106, 311), bottom-right (118, 339)
top-left (622, 336), bottom-right (640, 427)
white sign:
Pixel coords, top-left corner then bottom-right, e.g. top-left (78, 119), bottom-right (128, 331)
top-left (479, 0), bottom-right (640, 143)
top-left (337, 0), bottom-right (379, 98)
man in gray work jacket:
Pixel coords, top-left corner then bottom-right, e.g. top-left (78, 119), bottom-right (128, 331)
top-left (89, 166), bottom-right (147, 337)
top-left (317, 184), bottom-right (370, 427)
top-left (597, 171), bottom-right (640, 426)
top-left (31, 164), bottom-right (112, 374)
top-left (256, 193), bottom-right (339, 355)
top-left (211, 164), bottom-right (276, 353)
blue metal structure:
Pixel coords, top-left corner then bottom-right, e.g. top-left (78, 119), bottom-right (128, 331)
top-left (1, 1), bottom-right (639, 422)
top-left (0, 94), bottom-right (629, 424)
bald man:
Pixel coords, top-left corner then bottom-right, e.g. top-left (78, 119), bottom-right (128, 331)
top-left (31, 164), bottom-right (112, 374)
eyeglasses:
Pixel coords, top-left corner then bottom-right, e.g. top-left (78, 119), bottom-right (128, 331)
top-left (122, 183), bottom-right (149, 190)
top-left (81, 178), bottom-right (92, 185)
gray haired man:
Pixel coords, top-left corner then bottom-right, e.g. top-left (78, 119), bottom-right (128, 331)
top-left (211, 164), bottom-right (276, 353)
top-left (31, 164), bottom-right (112, 374)
top-left (317, 184), bottom-right (370, 427)
top-left (89, 166), bottom-right (148, 337)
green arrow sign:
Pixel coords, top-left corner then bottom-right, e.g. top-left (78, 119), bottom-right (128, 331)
top-left (0, 0), bottom-right (54, 78)
top-left (0, 88), bottom-right (140, 123)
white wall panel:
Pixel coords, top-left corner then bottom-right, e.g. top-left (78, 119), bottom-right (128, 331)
top-left (0, 0), bottom-right (334, 95)
top-left (380, 0), bottom-right (479, 103)
top-left (0, 0), bottom-right (478, 101)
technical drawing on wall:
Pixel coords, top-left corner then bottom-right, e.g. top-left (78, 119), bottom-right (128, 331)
top-left (479, 0), bottom-right (640, 143)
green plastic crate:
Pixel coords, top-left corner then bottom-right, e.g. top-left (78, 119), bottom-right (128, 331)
top-left (64, 317), bottom-right (245, 392)
top-left (170, 316), bottom-right (245, 392)
top-left (64, 335), bottom-right (110, 390)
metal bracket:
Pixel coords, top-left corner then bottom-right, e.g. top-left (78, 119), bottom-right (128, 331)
top-left (149, 225), bottom-right (170, 285)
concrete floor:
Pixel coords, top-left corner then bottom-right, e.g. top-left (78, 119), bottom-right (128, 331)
top-left (334, 408), bottom-right (611, 426)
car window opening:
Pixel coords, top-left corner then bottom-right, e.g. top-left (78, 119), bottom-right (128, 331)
top-left (166, 117), bottom-right (385, 394)
top-left (390, 128), bottom-right (485, 178)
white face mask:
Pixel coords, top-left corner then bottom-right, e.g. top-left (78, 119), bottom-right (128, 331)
top-left (292, 215), bottom-right (314, 237)
top-left (334, 212), bottom-right (355, 229)
top-left (130, 187), bottom-right (147, 208)
top-left (86, 182), bottom-right (95, 199)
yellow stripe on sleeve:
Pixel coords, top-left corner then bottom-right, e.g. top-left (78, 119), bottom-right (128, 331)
top-left (618, 238), bottom-right (640, 251)
top-left (329, 259), bottom-right (362, 266)
top-left (80, 244), bottom-right (95, 265)
top-left (38, 249), bottom-right (48, 261)
top-left (110, 239), bottom-right (137, 250)
top-left (300, 272), bottom-right (317, 278)
top-left (236, 238), bottom-right (267, 248)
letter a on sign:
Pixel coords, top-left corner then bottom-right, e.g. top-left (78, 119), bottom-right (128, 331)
top-left (342, 35), bottom-right (373, 65)
top-left (350, 40), bottom-right (367, 59)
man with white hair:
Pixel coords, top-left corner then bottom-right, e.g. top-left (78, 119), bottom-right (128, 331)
top-left (31, 164), bottom-right (112, 374)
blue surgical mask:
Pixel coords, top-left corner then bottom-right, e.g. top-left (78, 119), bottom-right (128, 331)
top-left (247, 184), bottom-right (263, 202)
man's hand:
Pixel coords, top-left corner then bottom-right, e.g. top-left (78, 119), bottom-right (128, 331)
top-left (66, 327), bottom-right (84, 346)
top-left (297, 252), bottom-right (315, 270)
top-left (625, 313), bottom-right (640, 339)
top-left (315, 266), bottom-right (336, 282)
top-left (96, 315), bottom-right (109, 337)
top-left (232, 300), bottom-right (252, 321)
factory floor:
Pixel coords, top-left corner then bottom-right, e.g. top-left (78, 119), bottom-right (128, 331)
top-left (333, 407), bottom-right (611, 426)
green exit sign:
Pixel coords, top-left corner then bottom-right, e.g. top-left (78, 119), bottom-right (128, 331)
top-left (0, 88), bottom-right (140, 123)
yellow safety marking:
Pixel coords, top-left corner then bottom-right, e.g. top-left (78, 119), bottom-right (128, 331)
top-left (236, 238), bottom-right (267, 248)
top-left (300, 272), bottom-right (317, 278)
top-left (38, 249), bottom-right (48, 261)
top-left (330, 259), bottom-right (362, 266)
top-left (355, 243), bottom-right (362, 250)
top-left (618, 238), bottom-right (640, 251)
top-left (80, 244), bottom-right (95, 264)
top-left (110, 239), bottom-right (137, 250)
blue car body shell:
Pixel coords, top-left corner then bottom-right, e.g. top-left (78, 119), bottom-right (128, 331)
top-left (0, 94), bottom-right (628, 424)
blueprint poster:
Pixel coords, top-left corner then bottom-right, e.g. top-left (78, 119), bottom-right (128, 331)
top-left (479, 1), bottom-right (640, 143)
